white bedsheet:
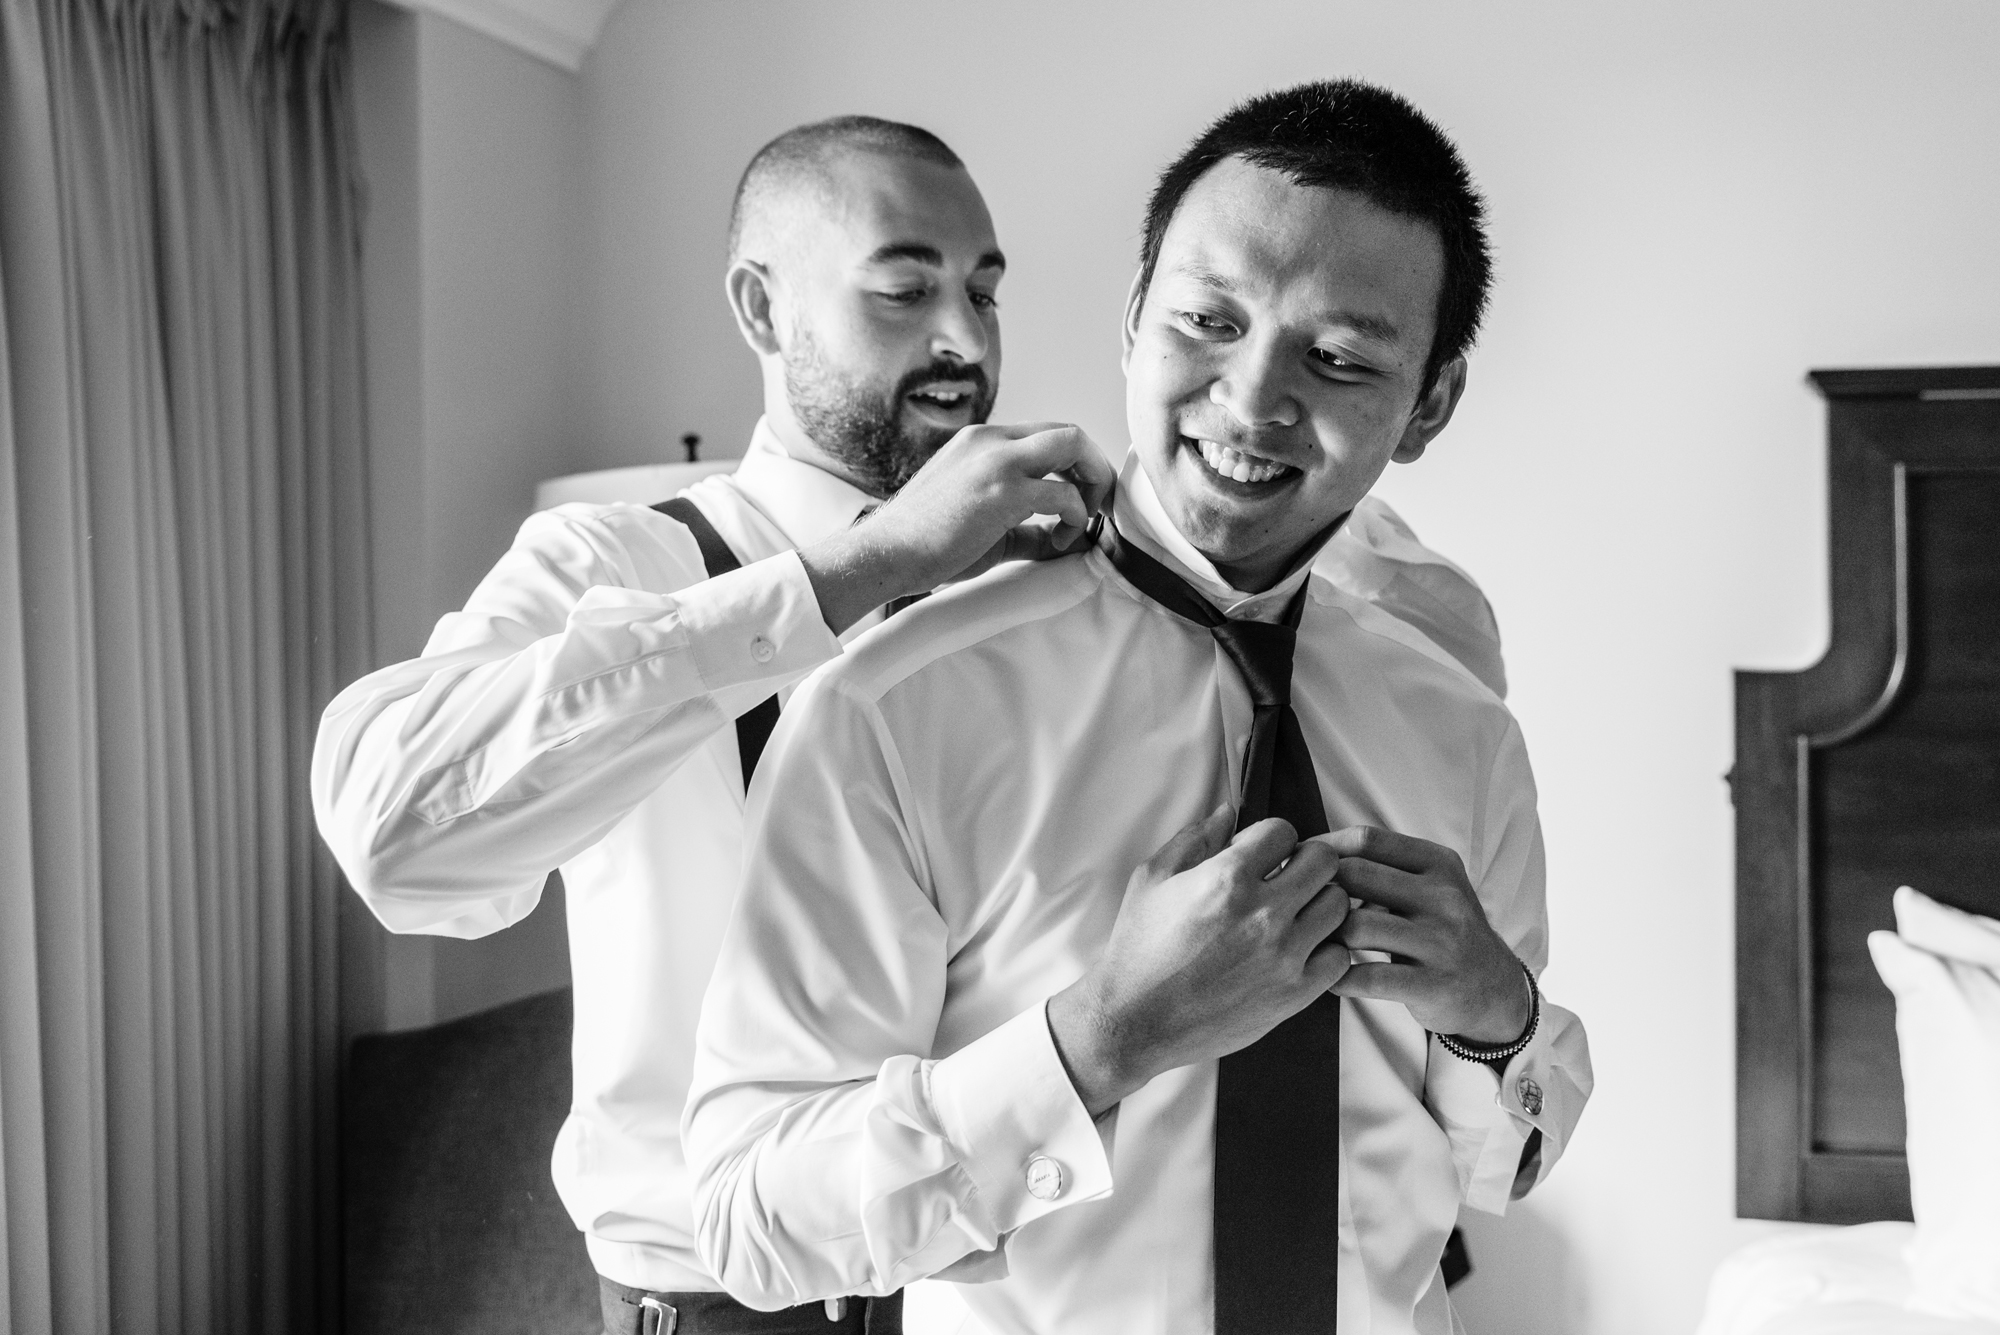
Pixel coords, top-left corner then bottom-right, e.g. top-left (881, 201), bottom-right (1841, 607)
top-left (1698, 1223), bottom-right (2000, 1335)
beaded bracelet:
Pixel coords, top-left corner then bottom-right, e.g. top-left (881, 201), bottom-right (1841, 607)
top-left (1433, 958), bottom-right (1541, 1065)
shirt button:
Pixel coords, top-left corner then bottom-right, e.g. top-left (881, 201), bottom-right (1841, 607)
top-left (1024, 1154), bottom-right (1065, 1201)
top-left (1516, 1075), bottom-right (1544, 1117)
top-left (749, 635), bottom-right (776, 664)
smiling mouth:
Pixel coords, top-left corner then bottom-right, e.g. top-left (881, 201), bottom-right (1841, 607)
top-left (906, 384), bottom-right (977, 412)
top-left (1186, 436), bottom-right (1298, 486)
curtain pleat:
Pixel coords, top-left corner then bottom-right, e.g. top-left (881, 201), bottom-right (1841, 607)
top-left (0, 0), bottom-right (368, 1330)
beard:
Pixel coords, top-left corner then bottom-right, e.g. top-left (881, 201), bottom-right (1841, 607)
top-left (781, 325), bottom-right (995, 496)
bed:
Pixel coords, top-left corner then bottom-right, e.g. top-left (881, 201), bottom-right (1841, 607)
top-left (1717, 367), bottom-right (2000, 1333)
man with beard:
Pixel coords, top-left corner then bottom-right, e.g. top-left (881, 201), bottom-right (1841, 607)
top-left (314, 116), bottom-right (1114, 1335)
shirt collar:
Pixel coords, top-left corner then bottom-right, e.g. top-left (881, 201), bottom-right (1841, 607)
top-left (1109, 449), bottom-right (1336, 624)
top-left (728, 418), bottom-right (877, 550)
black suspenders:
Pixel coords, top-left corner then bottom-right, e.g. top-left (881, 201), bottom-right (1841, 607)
top-left (651, 497), bottom-right (783, 788)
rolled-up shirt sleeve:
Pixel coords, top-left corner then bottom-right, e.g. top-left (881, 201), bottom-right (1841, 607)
top-left (685, 675), bottom-right (1112, 1308)
top-left (311, 502), bottom-right (841, 938)
top-left (1422, 717), bottom-right (1594, 1215)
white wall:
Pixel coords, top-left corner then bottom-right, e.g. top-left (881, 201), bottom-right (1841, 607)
top-left (348, 0), bottom-right (589, 1033)
top-left (573, 1), bottom-right (2000, 1330)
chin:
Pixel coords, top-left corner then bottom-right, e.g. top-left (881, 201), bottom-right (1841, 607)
top-left (1156, 486), bottom-right (1249, 561)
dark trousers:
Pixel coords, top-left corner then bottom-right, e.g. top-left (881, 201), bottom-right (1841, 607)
top-left (599, 1277), bottom-right (903, 1335)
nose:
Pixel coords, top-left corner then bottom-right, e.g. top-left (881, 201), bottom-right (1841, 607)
top-left (1209, 335), bottom-right (1298, 429)
top-left (929, 288), bottom-right (991, 367)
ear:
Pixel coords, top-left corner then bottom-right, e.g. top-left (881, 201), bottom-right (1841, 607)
top-left (725, 259), bottom-right (782, 356)
top-left (1119, 268), bottom-right (1147, 373)
top-left (1391, 355), bottom-right (1468, 464)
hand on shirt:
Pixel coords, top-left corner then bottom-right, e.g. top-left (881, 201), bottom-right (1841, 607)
top-left (798, 422), bottom-right (1116, 633)
top-left (1046, 806), bottom-right (1352, 1118)
top-left (1323, 826), bottom-right (1533, 1047)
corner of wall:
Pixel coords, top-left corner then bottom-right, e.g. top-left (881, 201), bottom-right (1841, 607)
top-left (347, 0), bottom-right (434, 1037)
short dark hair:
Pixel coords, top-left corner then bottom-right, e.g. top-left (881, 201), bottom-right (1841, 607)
top-left (1139, 80), bottom-right (1492, 394)
top-left (728, 115), bottom-right (964, 261)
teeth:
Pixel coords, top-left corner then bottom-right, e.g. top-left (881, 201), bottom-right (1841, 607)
top-left (1196, 439), bottom-right (1288, 484)
top-left (912, 389), bottom-right (966, 406)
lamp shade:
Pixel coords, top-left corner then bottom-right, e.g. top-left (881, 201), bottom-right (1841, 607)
top-left (534, 460), bottom-right (738, 512)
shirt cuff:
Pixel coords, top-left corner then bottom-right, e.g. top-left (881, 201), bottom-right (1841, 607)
top-left (1490, 1003), bottom-right (1586, 1185)
top-left (1426, 1025), bottom-right (1545, 1215)
top-left (923, 1003), bottom-right (1114, 1235)
top-left (675, 550), bottom-right (842, 692)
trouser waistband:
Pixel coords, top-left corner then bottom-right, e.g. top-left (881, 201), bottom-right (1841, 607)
top-left (598, 1276), bottom-right (903, 1335)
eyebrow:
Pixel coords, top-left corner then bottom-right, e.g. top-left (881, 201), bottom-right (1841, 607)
top-left (1171, 261), bottom-right (1402, 344)
top-left (863, 242), bottom-right (1007, 272)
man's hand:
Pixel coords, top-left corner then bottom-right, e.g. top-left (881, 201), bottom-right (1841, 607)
top-left (798, 422), bottom-right (1114, 634)
top-left (1323, 826), bottom-right (1531, 1046)
top-left (1047, 808), bottom-right (1351, 1117)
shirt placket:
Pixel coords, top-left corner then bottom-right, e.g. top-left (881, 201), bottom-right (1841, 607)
top-left (1211, 638), bottom-right (1256, 812)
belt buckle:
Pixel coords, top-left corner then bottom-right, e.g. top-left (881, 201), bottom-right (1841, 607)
top-left (639, 1296), bottom-right (678, 1335)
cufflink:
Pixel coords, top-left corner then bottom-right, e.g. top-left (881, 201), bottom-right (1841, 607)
top-left (1516, 1075), bottom-right (1544, 1117)
top-left (749, 634), bottom-right (776, 664)
top-left (1025, 1154), bottom-right (1065, 1201)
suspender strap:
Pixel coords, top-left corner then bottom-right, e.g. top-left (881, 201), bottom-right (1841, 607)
top-left (653, 496), bottom-right (782, 789)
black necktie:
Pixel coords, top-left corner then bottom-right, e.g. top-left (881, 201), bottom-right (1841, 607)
top-left (654, 496), bottom-right (927, 785)
top-left (1101, 521), bottom-right (1341, 1335)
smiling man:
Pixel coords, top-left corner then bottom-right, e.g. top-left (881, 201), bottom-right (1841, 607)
top-left (315, 116), bottom-right (1116, 1335)
top-left (731, 120), bottom-right (1004, 498)
top-left (684, 83), bottom-right (1593, 1334)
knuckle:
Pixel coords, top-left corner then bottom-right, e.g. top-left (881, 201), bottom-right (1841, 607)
top-left (1252, 905), bottom-right (1293, 946)
top-left (1223, 871), bottom-right (1261, 907)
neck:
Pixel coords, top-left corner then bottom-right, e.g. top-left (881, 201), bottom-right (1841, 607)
top-left (761, 376), bottom-right (884, 498)
top-left (1210, 553), bottom-right (1293, 596)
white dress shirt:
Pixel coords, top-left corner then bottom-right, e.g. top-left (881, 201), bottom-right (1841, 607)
top-left (314, 422), bottom-right (877, 1289)
top-left (685, 454), bottom-right (1592, 1334)
top-left (313, 416), bottom-right (1526, 1299)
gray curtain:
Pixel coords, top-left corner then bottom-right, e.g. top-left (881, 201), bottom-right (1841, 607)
top-left (0, 0), bottom-right (369, 1330)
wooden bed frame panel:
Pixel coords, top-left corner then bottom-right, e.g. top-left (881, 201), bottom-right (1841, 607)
top-left (1734, 365), bottom-right (2000, 1224)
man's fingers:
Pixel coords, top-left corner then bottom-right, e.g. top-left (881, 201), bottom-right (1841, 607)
top-left (1140, 803), bottom-right (1236, 881)
top-left (946, 514), bottom-right (1086, 582)
top-left (1331, 856), bottom-right (1433, 912)
top-left (1061, 444), bottom-right (1117, 515)
top-left (1183, 803), bottom-right (1237, 867)
top-left (976, 419), bottom-right (1075, 441)
top-left (1266, 838), bottom-right (1341, 907)
top-left (1318, 824), bottom-right (1456, 875)
top-left (1224, 816), bottom-right (1300, 879)
top-left (1018, 477), bottom-right (1090, 530)
top-left (1293, 880), bottom-right (1351, 944)
top-left (1000, 425), bottom-right (1110, 486)
top-left (1334, 903), bottom-right (1428, 960)
top-left (986, 520), bottom-right (1065, 569)
top-left (1302, 936), bottom-right (1354, 991)
top-left (1327, 960), bottom-right (1423, 1004)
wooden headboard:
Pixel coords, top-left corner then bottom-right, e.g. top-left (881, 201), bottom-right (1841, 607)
top-left (1734, 366), bottom-right (2000, 1224)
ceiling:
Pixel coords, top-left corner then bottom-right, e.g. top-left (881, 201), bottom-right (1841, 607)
top-left (384, 0), bottom-right (623, 72)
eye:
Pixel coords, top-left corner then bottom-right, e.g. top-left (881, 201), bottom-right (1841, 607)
top-left (969, 290), bottom-right (999, 311)
top-left (878, 287), bottom-right (928, 307)
top-left (1310, 347), bottom-right (1371, 376)
top-left (1177, 309), bottom-right (1236, 336)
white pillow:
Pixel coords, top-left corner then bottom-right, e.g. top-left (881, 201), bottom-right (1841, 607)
top-left (1696, 1222), bottom-right (1916, 1335)
top-left (1867, 886), bottom-right (2000, 1322)
top-left (1896, 885), bottom-right (2000, 969)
